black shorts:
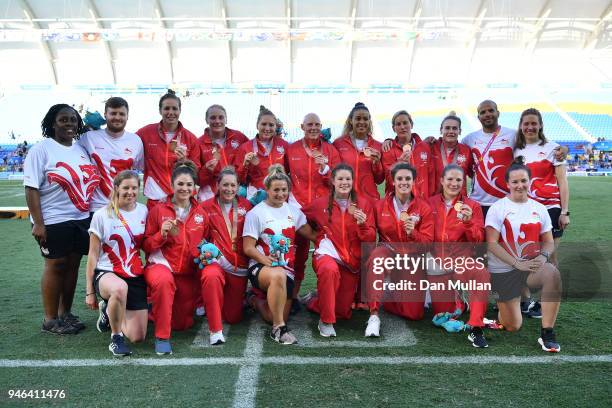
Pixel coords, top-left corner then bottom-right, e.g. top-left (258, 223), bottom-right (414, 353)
top-left (38, 216), bottom-right (91, 259)
top-left (490, 269), bottom-right (531, 302)
top-left (548, 207), bottom-right (564, 238)
top-left (94, 269), bottom-right (148, 311)
top-left (247, 263), bottom-right (294, 299)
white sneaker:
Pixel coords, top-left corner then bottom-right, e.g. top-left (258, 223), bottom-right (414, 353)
top-left (196, 306), bottom-right (206, 316)
top-left (318, 320), bottom-right (337, 337)
top-left (209, 330), bottom-right (225, 345)
top-left (365, 315), bottom-right (381, 337)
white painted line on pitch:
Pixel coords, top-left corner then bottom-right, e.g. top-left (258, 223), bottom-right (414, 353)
top-left (291, 311), bottom-right (417, 347)
top-left (231, 319), bottom-right (264, 408)
top-left (3, 354), bottom-right (612, 368)
top-left (191, 321), bottom-right (231, 348)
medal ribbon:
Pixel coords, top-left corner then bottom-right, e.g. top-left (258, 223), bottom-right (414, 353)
top-left (218, 198), bottom-right (238, 251)
top-left (112, 202), bottom-right (136, 247)
top-left (440, 142), bottom-right (459, 167)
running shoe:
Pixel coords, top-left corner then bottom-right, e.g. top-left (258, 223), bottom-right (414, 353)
top-left (468, 326), bottom-right (489, 348)
top-left (526, 301), bottom-right (542, 319)
top-left (209, 331), bottom-right (225, 345)
top-left (61, 312), bottom-right (85, 332)
top-left (318, 320), bottom-right (337, 338)
top-left (155, 338), bottom-right (173, 355)
top-left (109, 334), bottom-right (132, 356)
top-left (365, 315), bottom-right (381, 337)
top-left (538, 328), bottom-right (561, 353)
top-left (96, 300), bottom-right (110, 333)
top-left (270, 325), bottom-right (298, 345)
top-left (41, 319), bottom-right (79, 335)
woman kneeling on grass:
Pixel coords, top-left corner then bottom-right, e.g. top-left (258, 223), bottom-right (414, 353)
top-left (85, 170), bottom-right (148, 356)
top-left (242, 164), bottom-right (316, 344)
top-left (485, 158), bottom-right (562, 352)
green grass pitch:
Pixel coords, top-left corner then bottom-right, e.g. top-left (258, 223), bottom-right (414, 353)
top-left (0, 178), bottom-right (611, 407)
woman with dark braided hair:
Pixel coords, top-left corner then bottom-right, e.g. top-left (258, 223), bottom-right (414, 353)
top-left (24, 104), bottom-right (100, 335)
top-left (301, 163), bottom-right (376, 337)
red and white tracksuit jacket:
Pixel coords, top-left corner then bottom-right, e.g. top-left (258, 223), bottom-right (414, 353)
top-left (427, 193), bottom-right (488, 327)
top-left (333, 134), bottom-right (384, 201)
top-left (285, 137), bottom-right (342, 283)
top-left (302, 196), bottom-right (376, 323)
top-left (381, 134), bottom-right (423, 196)
top-left (428, 140), bottom-right (473, 198)
top-left (199, 196), bottom-right (252, 333)
top-left (137, 121), bottom-right (201, 206)
top-left (142, 196), bottom-right (208, 339)
top-left (368, 194), bottom-right (434, 320)
top-left (197, 128), bottom-right (249, 201)
top-left (234, 136), bottom-right (289, 191)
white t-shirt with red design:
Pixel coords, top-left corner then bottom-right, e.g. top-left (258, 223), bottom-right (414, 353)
top-left (242, 201), bottom-right (307, 278)
top-left (485, 197), bottom-right (552, 273)
top-left (462, 127), bottom-right (516, 206)
top-left (79, 129), bottom-right (144, 211)
top-left (514, 141), bottom-right (565, 209)
top-left (24, 138), bottom-right (100, 224)
top-left (89, 203), bottom-right (147, 278)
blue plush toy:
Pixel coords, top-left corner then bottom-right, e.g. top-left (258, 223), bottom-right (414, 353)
top-left (432, 308), bottom-right (465, 333)
top-left (237, 186), bottom-right (267, 206)
top-left (194, 240), bottom-right (221, 269)
top-left (269, 234), bottom-right (290, 267)
top-left (320, 128), bottom-right (332, 143)
top-left (249, 189), bottom-right (267, 206)
top-left (83, 111), bottom-right (106, 130)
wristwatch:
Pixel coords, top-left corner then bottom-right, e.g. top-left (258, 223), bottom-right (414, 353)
top-left (561, 210), bottom-right (570, 216)
top-left (540, 251), bottom-right (551, 262)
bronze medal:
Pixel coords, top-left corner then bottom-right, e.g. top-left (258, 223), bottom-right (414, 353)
top-left (454, 201), bottom-right (463, 212)
top-left (399, 211), bottom-right (410, 222)
top-left (348, 202), bottom-right (357, 215)
top-left (169, 140), bottom-right (177, 152)
top-left (169, 223), bottom-right (179, 236)
top-left (402, 143), bottom-right (412, 153)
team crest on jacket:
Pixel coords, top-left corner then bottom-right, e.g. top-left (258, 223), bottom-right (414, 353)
top-left (410, 213), bottom-right (421, 223)
top-left (276, 146), bottom-right (285, 154)
top-left (420, 152), bottom-right (428, 161)
top-left (194, 214), bottom-right (204, 224)
top-left (457, 154), bottom-right (466, 164)
top-left (238, 207), bottom-right (247, 216)
top-left (231, 140), bottom-right (240, 149)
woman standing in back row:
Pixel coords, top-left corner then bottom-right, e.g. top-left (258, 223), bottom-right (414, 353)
top-left (137, 90), bottom-right (200, 209)
top-left (333, 102), bottom-right (384, 201)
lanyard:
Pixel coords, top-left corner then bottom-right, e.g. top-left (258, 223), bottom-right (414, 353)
top-left (113, 203), bottom-right (136, 248)
top-left (440, 142), bottom-right (459, 167)
top-left (478, 127), bottom-right (501, 164)
top-left (218, 198), bottom-right (238, 251)
top-left (253, 137), bottom-right (274, 168)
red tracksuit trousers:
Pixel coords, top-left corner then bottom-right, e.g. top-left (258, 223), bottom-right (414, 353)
top-left (144, 264), bottom-right (199, 339)
top-left (365, 245), bottom-right (425, 321)
top-left (306, 255), bottom-right (359, 324)
top-left (427, 265), bottom-right (489, 328)
top-left (200, 263), bottom-right (248, 333)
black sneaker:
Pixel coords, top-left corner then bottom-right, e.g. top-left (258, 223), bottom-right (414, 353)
top-left (270, 325), bottom-right (298, 345)
top-left (526, 301), bottom-right (542, 319)
top-left (538, 328), bottom-right (560, 353)
top-left (109, 334), bottom-right (132, 356)
top-left (61, 312), bottom-right (85, 332)
top-left (97, 300), bottom-right (110, 333)
top-left (520, 300), bottom-right (531, 314)
top-left (41, 319), bottom-right (80, 335)
top-left (468, 327), bottom-right (488, 348)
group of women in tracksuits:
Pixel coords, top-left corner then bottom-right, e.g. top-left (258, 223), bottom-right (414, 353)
top-left (28, 92), bottom-right (566, 356)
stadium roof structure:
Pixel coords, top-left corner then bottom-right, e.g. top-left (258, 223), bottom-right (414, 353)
top-left (0, 0), bottom-right (610, 87)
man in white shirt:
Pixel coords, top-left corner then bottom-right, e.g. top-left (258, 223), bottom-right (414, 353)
top-left (79, 97), bottom-right (144, 212)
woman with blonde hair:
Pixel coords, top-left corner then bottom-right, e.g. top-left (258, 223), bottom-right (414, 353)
top-left (242, 165), bottom-right (316, 344)
top-left (85, 170), bottom-right (148, 356)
